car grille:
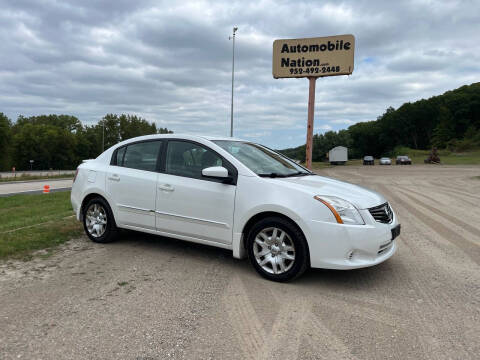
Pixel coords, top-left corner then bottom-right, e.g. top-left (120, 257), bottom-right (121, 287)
top-left (369, 202), bottom-right (393, 224)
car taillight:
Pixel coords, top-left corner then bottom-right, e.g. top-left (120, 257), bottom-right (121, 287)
top-left (73, 169), bottom-right (79, 183)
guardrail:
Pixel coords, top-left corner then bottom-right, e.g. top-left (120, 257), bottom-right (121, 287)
top-left (0, 170), bottom-right (76, 179)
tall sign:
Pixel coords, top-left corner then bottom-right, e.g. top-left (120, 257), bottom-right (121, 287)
top-left (273, 34), bottom-right (355, 169)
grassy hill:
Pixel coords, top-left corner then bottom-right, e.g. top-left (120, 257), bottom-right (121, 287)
top-left (279, 82), bottom-right (480, 162)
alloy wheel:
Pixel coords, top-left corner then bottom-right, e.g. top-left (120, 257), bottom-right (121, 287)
top-left (253, 227), bottom-right (296, 274)
top-left (85, 203), bottom-right (107, 238)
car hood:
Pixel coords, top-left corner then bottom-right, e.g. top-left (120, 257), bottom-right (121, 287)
top-left (270, 175), bottom-right (387, 209)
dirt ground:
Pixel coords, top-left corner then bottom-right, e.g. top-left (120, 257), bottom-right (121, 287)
top-left (1, 165), bottom-right (479, 360)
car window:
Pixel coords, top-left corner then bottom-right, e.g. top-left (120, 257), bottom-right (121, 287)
top-left (213, 140), bottom-right (310, 176)
top-left (166, 141), bottom-right (223, 179)
top-left (115, 146), bottom-right (126, 165)
top-left (122, 141), bottom-right (162, 172)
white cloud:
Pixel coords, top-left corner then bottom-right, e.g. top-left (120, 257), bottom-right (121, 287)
top-left (0, 0), bottom-right (479, 148)
top-left (329, 119), bottom-right (354, 125)
top-left (317, 124), bottom-right (333, 131)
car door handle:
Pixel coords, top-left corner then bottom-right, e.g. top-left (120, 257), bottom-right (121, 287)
top-left (158, 184), bottom-right (174, 192)
top-left (108, 174), bottom-right (120, 182)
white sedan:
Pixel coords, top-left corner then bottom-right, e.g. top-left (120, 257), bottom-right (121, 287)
top-left (380, 157), bottom-right (392, 165)
top-left (71, 134), bottom-right (400, 281)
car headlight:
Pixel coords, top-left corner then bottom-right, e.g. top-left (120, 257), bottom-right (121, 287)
top-left (314, 195), bottom-right (365, 225)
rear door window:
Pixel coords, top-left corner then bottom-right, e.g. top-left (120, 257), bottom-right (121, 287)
top-left (115, 146), bottom-right (126, 166)
top-left (122, 141), bottom-right (162, 172)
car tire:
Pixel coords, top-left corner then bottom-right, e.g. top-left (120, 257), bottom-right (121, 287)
top-left (82, 197), bottom-right (118, 243)
top-left (247, 216), bottom-right (309, 282)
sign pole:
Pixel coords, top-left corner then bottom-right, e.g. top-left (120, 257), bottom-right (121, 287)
top-left (271, 34), bottom-right (355, 170)
top-left (305, 77), bottom-right (317, 170)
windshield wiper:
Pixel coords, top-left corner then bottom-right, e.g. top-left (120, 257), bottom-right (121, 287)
top-left (257, 173), bottom-right (288, 178)
top-left (285, 171), bottom-right (314, 177)
top-left (258, 171), bottom-right (313, 178)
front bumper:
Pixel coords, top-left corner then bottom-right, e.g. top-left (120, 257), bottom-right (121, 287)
top-left (70, 185), bottom-right (82, 221)
top-left (305, 209), bottom-right (399, 269)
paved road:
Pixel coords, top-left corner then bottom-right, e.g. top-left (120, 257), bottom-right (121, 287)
top-left (0, 179), bottom-right (72, 196)
top-left (0, 170), bottom-right (75, 179)
top-left (0, 165), bottom-right (479, 359)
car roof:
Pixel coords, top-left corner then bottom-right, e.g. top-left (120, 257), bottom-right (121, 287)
top-left (200, 135), bottom-right (246, 142)
top-left (113, 133), bottom-right (248, 145)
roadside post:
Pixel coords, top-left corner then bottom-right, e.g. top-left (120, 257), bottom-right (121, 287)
top-left (272, 34), bottom-right (355, 169)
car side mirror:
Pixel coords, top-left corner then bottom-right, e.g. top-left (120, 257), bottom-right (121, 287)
top-left (202, 166), bottom-right (229, 179)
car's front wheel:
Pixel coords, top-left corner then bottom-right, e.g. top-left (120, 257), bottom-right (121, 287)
top-left (247, 217), bottom-right (309, 282)
top-left (82, 197), bottom-right (117, 243)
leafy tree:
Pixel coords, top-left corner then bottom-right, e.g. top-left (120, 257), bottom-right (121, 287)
top-left (96, 113), bottom-right (170, 151)
top-left (8, 113), bottom-right (173, 170)
top-left (431, 106), bottom-right (455, 148)
top-left (279, 82), bottom-right (480, 160)
top-left (0, 113), bottom-right (12, 170)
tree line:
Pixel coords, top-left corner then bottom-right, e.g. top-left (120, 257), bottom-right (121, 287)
top-left (0, 113), bottom-right (172, 171)
top-left (280, 82), bottom-right (480, 161)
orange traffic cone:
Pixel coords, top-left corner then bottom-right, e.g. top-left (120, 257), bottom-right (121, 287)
top-left (43, 185), bottom-right (50, 194)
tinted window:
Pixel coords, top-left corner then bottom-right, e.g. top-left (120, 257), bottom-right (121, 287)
top-left (115, 147), bottom-right (126, 165)
top-left (122, 141), bottom-right (162, 171)
top-left (166, 141), bottom-right (222, 179)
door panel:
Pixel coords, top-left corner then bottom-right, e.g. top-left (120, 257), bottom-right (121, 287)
top-left (106, 140), bottom-right (162, 230)
top-left (106, 166), bottom-right (158, 230)
top-left (156, 173), bottom-right (235, 244)
top-left (155, 140), bottom-right (236, 244)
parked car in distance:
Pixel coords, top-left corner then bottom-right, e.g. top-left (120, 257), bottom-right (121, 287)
top-left (363, 156), bottom-right (374, 165)
top-left (396, 155), bottom-right (412, 165)
top-left (379, 157), bottom-right (391, 165)
top-left (71, 134), bottom-right (400, 282)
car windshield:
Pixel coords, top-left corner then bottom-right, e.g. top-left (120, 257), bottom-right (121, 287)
top-left (213, 140), bottom-right (312, 177)
top-left (364, 156), bottom-right (373, 160)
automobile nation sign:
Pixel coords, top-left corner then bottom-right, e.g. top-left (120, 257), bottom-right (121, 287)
top-left (273, 34), bottom-right (355, 78)
top-left (272, 34), bottom-right (355, 169)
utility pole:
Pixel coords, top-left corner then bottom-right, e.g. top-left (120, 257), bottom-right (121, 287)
top-left (102, 120), bottom-right (105, 152)
top-left (229, 26), bottom-right (238, 137)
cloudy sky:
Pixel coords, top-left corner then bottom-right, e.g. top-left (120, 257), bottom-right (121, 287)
top-left (1, 0), bottom-right (479, 148)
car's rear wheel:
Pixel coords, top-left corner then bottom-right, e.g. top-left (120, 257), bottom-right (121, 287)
top-left (247, 217), bottom-right (309, 282)
top-left (82, 197), bottom-right (117, 243)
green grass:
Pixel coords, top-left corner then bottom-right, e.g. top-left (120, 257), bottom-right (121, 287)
top-left (398, 148), bottom-right (480, 165)
top-left (0, 173), bottom-right (74, 183)
top-left (310, 149), bottom-right (480, 169)
top-left (310, 158), bottom-right (363, 170)
top-left (0, 191), bottom-right (82, 260)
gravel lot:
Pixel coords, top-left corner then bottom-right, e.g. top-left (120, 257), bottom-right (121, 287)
top-left (1, 165), bottom-right (479, 359)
